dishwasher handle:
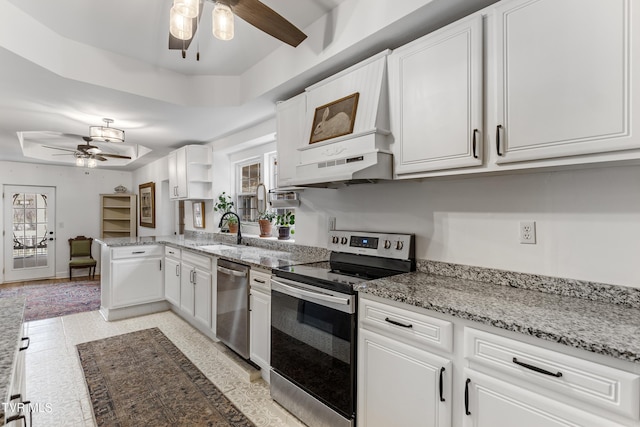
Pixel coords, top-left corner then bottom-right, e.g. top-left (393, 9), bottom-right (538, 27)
top-left (217, 265), bottom-right (248, 278)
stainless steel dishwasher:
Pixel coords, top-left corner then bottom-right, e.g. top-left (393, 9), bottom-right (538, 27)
top-left (216, 259), bottom-right (250, 358)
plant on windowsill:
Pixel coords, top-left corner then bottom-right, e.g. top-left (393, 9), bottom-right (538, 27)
top-left (258, 211), bottom-right (276, 238)
top-left (213, 192), bottom-right (236, 232)
top-left (275, 212), bottom-right (295, 241)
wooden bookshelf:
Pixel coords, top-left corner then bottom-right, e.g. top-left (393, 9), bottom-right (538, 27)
top-left (100, 194), bottom-right (137, 238)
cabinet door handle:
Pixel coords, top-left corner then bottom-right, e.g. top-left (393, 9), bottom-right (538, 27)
top-left (193, 271), bottom-right (197, 284)
top-left (512, 357), bottom-right (563, 378)
top-left (439, 367), bottom-right (445, 402)
top-left (384, 317), bottom-right (413, 328)
top-left (472, 129), bottom-right (479, 158)
top-left (5, 415), bottom-right (27, 425)
top-left (176, 264), bottom-right (180, 276)
top-left (496, 124), bottom-right (503, 156)
top-left (465, 378), bottom-right (471, 415)
top-left (19, 336), bottom-right (30, 351)
top-left (159, 260), bottom-right (162, 271)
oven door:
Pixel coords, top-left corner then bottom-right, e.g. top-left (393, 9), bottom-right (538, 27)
top-left (270, 277), bottom-right (356, 420)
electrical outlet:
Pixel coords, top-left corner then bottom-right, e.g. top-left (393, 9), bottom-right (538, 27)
top-left (328, 216), bottom-right (336, 232)
top-left (519, 221), bottom-right (536, 244)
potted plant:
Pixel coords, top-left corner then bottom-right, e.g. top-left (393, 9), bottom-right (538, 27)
top-left (275, 212), bottom-right (295, 240)
top-left (258, 211), bottom-right (276, 237)
top-left (213, 192), bottom-right (235, 232)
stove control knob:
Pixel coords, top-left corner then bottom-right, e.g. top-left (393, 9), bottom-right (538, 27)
top-left (384, 240), bottom-right (392, 249)
top-left (340, 237), bottom-right (348, 245)
top-left (396, 241), bottom-right (404, 250)
top-left (332, 236), bottom-right (339, 244)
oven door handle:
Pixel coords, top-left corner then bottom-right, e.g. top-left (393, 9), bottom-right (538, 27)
top-left (271, 279), bottom-right (354, 310)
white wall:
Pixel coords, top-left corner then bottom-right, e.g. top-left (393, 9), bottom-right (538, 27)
top-left (295, 165), bottom-right (640, 288)
top-left (0, 161), bottom-right (132, 282)
top-left (131, 156), bottom-right (173, 237)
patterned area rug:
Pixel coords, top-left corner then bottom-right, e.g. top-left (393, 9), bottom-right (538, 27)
top-left (0, 280), bottom-right (100, 321)
top-left (77, 328), bottom-right (256, 427)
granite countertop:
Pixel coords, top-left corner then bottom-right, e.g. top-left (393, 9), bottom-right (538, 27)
top-left (95, 235), bottom-right (329, 270)
top-left (0, 297), bottom-right (25, 421)
top-left (356, 272), bottom-right (640, 364)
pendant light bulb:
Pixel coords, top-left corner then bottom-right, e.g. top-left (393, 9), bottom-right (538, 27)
top-left (212, 3), bottom-right (234, 41)
top-left (75, 157), bottom-right (85, 167)
top-left (87, 157), bottom-right (98, 168)
top-left (173, 0), bottom-right (199, 19)
top-left (170, 6), bottom-right (193, 41)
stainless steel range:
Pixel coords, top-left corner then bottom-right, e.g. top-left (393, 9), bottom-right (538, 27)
top-left (270, 231), bottom-right (415, 427)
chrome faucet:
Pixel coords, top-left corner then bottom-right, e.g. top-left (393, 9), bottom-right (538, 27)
top-left (218, 211), bottom-right (242, 245)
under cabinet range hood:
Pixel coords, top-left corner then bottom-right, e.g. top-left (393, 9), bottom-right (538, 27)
top-left (293, 51), bottom-right (393, 186)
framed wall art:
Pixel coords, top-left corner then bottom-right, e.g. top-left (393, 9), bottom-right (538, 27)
top-left (193, 201), bottom-right (205, 228)
top-left (139, 182), bottom-right (156, 228)
top-left (309, 92), bottom-right (359, 144)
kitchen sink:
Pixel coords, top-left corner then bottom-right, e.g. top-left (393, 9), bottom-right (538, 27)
top-left (198, 244), bottom-right (236, 252)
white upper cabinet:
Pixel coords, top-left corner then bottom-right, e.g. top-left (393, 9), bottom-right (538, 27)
top-left (492, 0), bottom-right (639, 163)
top-left (276, 93), bottom-right (306, 188)
top-left (169, 145), bottom-right (213, 200)
top-left (389, 14), bottom-right (484, 177)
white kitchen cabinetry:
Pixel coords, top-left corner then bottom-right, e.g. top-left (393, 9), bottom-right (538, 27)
top-left (164, 246), bottom-right (181, 306)
top-left (249, 268), bottom-right (271, 382)
top-left (389, 14), bottom-right (483, 177)
top-left (358, 297), bottom-right (453, 427)
top-left (462, 369), bottom-right (628, 427)
top-left (180, 250), bottom-right (212, 331)
top-left (4, 325), bottom-right (28, 426)
top-left (110, 246), bottom-right (164, 308)
top-left (168, 145), bottom-right (212, 200)
top-left (491, 0), bottom-right (639, 164)
top-left (100, 244), bottom-right (167, 321)
top-left (275, 93), bottom-right (306, 188)
top-left (360, 294), bottom-right (640, 427)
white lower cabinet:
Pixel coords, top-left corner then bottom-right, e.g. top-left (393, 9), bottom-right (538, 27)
top-left (179, 250), bottom-right (213, 331)
top-left (463, 369), bottom-right (627, 427)
top-left (358, 296), bottom-right (452, 427)
top-left (5, 325), bottom-right (28, 426)
top-left (110, 245), bottom-right (164, 308)
top-left (164, 246), bottom-right (181, 306)
top-left (358, 328), bottom-right (452, 427)
top-left (249, 269), bottom-right (271, 382)
top-left (358, 295), bottom-right (640, 427)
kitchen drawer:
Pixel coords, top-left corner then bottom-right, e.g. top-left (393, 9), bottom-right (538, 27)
top-left (182, 249), bottom-right (212, 271)
top-left (250, 269), bottom-right (271, 293)
top-left (359, 296), bottom-right (453, 353)
top-left (164, 246), bottom-right (181, 258)
top-left (464, 327), bottom-right (640, 420)
top-left (111, 245), bottom-right (163, 259)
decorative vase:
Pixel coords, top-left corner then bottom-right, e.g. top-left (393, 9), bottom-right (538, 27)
top-left (278, 226), bottom-right (290, 240)
top-left (228, 222), bottom-right (239, 234)
top-left (258, 220), bottom-right (273, 237)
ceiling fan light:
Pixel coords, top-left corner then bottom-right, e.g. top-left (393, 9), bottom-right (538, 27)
top-left (170, 6), bottom-right (193, 41)
top-left (75, 157), bottom-right (85, 167)
top-left (173, 0), bottom-right (199, 19)
top-left (87, 157), bottom-right (98, 168)
top-left (212, 3), bottom-right (234, 41)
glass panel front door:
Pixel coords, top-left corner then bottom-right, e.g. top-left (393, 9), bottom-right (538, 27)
top-left (4, 186), bottom-right (56, 282)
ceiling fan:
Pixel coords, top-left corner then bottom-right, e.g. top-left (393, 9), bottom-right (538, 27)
top-left (44, 137), bottom-right (132, 167)
top-left (168, 0), bottom-right (307, 53)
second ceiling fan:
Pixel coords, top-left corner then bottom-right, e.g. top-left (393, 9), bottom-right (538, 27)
top-left (168, 0), bottom-right (307, 52)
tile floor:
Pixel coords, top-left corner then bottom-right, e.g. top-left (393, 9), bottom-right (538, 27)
top-left (24, 309), bottom-right (306, 427)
